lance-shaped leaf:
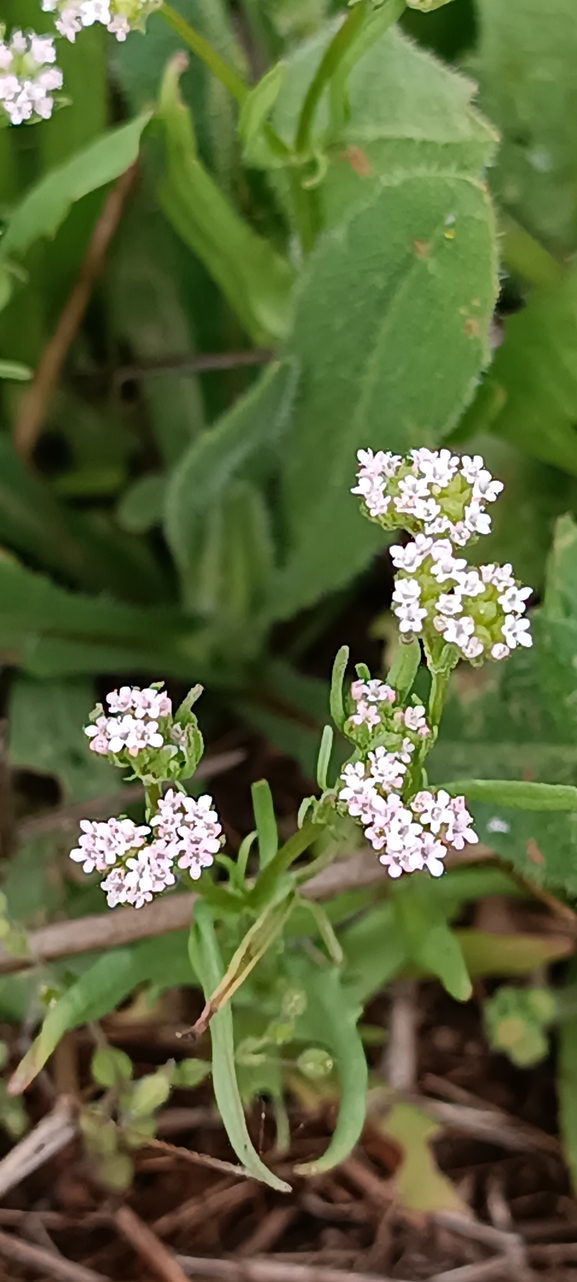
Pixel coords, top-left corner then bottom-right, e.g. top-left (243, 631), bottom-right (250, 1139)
top-left (269, 169), bottom-right (497, 619)
top-left (0, 113), bottom-right (151, 263)
top-left (156, 57), bottom-right (293, 345)
top-left (9, 936), bottom-right (192, 1095)
top-left (190, 886), bottom-right (295, 1038)
top-left (188, 901), bottom-right (291, 1192)
top-left (288, 962), bottom-right (368, 1176)
top-left (443, 779), bottom-right (577, 811)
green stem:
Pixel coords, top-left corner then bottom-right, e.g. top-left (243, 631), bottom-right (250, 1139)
top-left (247, 819), bottom-right (323, 912)
top-left (160, 3), bottom-right (248, 105)
top-left (295, 0), bottom-right (367, 156)
top-left (427, 667), bottom-right (452, 734)
top-left (144, 782), bottom-right (162, 821)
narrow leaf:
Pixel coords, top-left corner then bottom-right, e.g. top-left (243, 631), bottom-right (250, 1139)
top-left (1, 113), bottom-right (151, 260)
top-left (157, 57), bottom-right (293, 345)
top-left (9, 936), bottom-right (191, 1095)
top-left (251, 780), bottom-right (279, 869)
top-left (291, 966), bottom-right (367, 1176)
top-left (330, 646), bottom-right (349, 732)
top-left (444, 779), bottom-right (577, 811)
top-left (316, 725), bottom-right (334, 792)
top-left (387, 637), bottom-right (421, 702)
top-left (188, 901), bottom-right (291, 1192)
top-left (192, 887), bottom-right (295, 1036)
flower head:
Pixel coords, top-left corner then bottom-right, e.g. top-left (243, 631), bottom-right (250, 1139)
top-left (352, 447), bottom-right (504, 549)
top-left (84, 684), bottom-right (174, 761)
top-left (72, 786), bottom-right (224, 907)
top-left (0, 27), bottom-right (63, 125)
top-left (41, 0), bottom-right (161, 42)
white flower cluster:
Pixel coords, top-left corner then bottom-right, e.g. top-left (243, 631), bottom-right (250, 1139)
top-left (70, 789), bottom-right (223, 908)
top-left (41, 0), bottom-right (160, 42)
top-left (85, 685), bottom-right (173, 759)
top-left (351, 447), bottom-right (531, 664)
top-left (352, 448), bottom-right (503, 546)
top-left (340, 757), bottom-right (477, 878)
top-left (0, 28), bottom-right (63, 125)
top-left (390, 537), bottom-right (532, 661)
top-left (347, 676), bottom-right (430, 742)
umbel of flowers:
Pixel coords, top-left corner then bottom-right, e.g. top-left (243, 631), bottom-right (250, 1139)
top-left (333, 446), bottom-right (533, 877)
top-left (41, 0), bottom-right (161, 42)
top-left (353, 449), bottom-right (532, 663)
top-left (336, 674), bottom-right (477, 878)
top-left (0, 27), bottom-right (63, 125)
top-left (71, 684), bottom-right (224, 908)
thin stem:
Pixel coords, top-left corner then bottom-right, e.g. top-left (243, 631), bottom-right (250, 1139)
top-left (295, 0), bottom-right (367, 156)
top-left (160, 3), bottom-right (248, 105)
top-left (247, 820), bottom-right (323, 911)
top-left (144, 782), bottom-right (162, 821)
top-left (427, 667), bottom-right (452, 735)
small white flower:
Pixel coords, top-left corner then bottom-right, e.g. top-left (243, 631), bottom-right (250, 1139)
top-left (472, 470), bottom-right (504, 503)
top-left (459, 454), bottom-right (486, 484)
top-left (349, 699), bottom-right (381, 729)
top-left (491, 642), bottom-right (510, 661)
top-left (430, 550), bottom-right (468, 583)
top-left (412, 789), bottom-right (453, 834)
top-left (499, 585), bottom-right (532, 615)
top-left (461, 635), bottom-right (484, 659)
top-left (421, 831), bottom-right (447, 877)
top-left (412, 447), bottom-right (459, 488)
top-left (395, 602), bottom-right (428, 633)
top-left (395, 474), bottom-right (431, 515)
top-left (436, 614), bottom-right (475, 649)
top-left (390, 535), bottom-right (433, 572)
top-left (437, 592), bottom-right (463, 617)
top-left (392, 578), bottom-right (422, 606)
top-left (501, 615), bottom-right (533, 649)
top-left (456, 569), bottom-right (484, 597)
top-left (368, 747), bottom-right (406, 791)
top-left (106, 686), bottom-right (134, 714)
top-left (445, 796), bottom-right (478, 849)
top-left (403, 705), bottom-right (428, 734)
top-left (464, 502), bottom-right (492, 536)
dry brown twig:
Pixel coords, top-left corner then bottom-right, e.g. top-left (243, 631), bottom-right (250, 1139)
top-left (174, 1254), bottom-right (512, 1282)
top-left (13, 164), bottom-right (137, 461)
top-left (115, 1204), bottom-right (189, 1282)
top-left (0, 1096), bottom-right (77, 1200)
top-left (0, 1225), bottom-right (111, 1282)
top-left (0, 846), bottom-right (387, 977)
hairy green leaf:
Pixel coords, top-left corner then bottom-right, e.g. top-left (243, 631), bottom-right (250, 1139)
top-left (270, 172), bottom-right (497, 618)
top-left (156, 57), bottom-right (293, 345)
top-left (476, 267), bottom-right (577, 477)
top-left (165, 361), bottom-right (298, 611)
top-left (0, 554), bottom-right (215, 683)
top-left (443, 779), bottom-right (577, 811)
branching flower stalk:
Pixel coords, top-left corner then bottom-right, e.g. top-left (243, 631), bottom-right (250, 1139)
top-left (329, 446), bottom-right (533, 874)
top-left (69, 448), bottom-right (531, 913)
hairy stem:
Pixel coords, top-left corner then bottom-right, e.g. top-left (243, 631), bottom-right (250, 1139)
top-left (295, 0), bottom-right (368, 155)
top-left (160, 3), bottom-right (248, 104)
